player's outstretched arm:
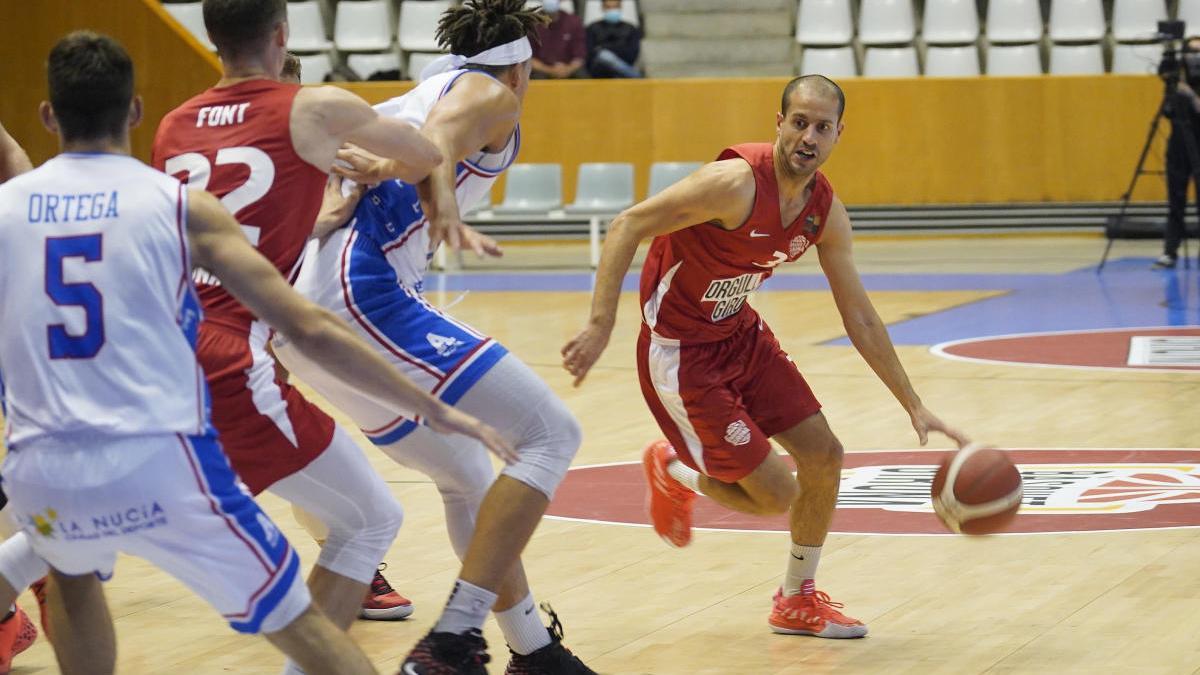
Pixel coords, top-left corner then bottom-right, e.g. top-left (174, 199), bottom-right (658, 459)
top-left (0, 121), bottom-right (32, 182)
top-left (816, 197), bottom-right (969, 448)
top-left (184, 189), bottom-right (517, 463)
top-left (300, 86), bottom-right (443, 183)
top-left (561, 160), bottom-right (755, 386)
top-left (333, 75), bottom-right (520, 256)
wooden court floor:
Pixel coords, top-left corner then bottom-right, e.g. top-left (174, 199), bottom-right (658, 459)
top-left (7, 234), bottom-right (1200, 674)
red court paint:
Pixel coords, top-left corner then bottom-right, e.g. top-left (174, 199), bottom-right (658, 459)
top-left (931, 326), bottom-right (1200, 372)
top-left (546, 450), bottom-right (1200, 535)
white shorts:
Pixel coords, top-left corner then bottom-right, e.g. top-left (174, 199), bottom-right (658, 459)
top-left (1, 432), bottom-right (310, 634)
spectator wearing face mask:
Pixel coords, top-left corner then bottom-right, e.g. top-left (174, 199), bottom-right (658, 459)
top-left (586, 0), bottom-right (642, 78)
top-left (531, 0), bottom-right (586, 79)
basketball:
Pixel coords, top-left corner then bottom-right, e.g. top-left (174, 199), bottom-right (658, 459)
top-left (931, 444), bottom-right (1023, 535)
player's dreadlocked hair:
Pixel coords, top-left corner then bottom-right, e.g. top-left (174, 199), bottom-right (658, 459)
top-left (436, 0), bottom-right (549, 74)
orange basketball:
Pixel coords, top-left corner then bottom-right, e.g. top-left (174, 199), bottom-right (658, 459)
top-left (931, 444), bottom-right (1023, 535)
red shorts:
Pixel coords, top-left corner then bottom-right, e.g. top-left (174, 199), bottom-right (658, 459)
top-left (198, 320), bottom-right (336, 495)
top-left (637, 319), bottom-right (821, 483)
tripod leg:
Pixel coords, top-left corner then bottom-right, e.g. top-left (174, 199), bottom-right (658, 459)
top-left (1101, 105), bottom-right (1166, 271)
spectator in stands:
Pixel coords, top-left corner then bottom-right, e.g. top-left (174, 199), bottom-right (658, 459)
top-left (531, 0), bottom-right (586, 79)
top-left (586, 0), bottom-right (641, 78)
top-left (1156, 36), bottom-right (1200, 269)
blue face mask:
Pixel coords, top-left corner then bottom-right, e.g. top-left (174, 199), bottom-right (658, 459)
top-left (542, 0), bottom-right (560, 13)
top-left (603, 8), bottom-right (622, 23)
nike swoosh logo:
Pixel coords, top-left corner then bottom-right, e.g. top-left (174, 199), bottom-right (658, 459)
top-left (403, 663), bottom-right (423, 675)
top-left (750, 230), bottom-right (771, 238)
top-left (791, 553), bottom-right (805, 561)
top-left (524, 604), bottom-right (536, 616)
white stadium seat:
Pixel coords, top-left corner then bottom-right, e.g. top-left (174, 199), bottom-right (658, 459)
top-left (335, 0), bottom-right (393, 52)
top-left (863, 46), bottom-right (920, 77)
top-left (925, 45), bottom-right (981, 77)
top-left (923, 0), bottom-right (980, 45)
top-left (795, 0), bottom-right (854, 46)
top-left (986, 43), bottom-right (1043, 75)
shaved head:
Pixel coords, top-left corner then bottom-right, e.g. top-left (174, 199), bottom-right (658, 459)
top-left (781, 75), bottom-right (844, 120)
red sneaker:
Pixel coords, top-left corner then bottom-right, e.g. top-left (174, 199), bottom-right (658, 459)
top-left (30, 577), bottom-right (49, 642)
top-left (0, 606), bottom-right (37, 675)
top-left (768, 588), bottom-right (868, 638)
top-left (360, 564), bottom-right (413, 621)
top-left (642, 440), bottom-right (696, 547)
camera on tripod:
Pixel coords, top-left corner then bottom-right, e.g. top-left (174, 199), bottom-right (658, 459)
top-left (1157, 20), bottom-right (1200, 90)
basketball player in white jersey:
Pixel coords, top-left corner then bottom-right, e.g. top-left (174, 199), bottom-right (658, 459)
top-left (0, 32), bottom-right (514, 674)
top-left (275, 1), bottom-right (594, 672)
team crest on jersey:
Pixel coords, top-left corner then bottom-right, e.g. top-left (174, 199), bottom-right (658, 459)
top-left (427, 332), bottom-right (464, 357)
top-left (789, 234), bottom-right (812, 258)
top-left (724, 420), bottom-right (752, 446)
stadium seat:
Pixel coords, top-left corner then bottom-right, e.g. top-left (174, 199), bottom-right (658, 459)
top-left (399, 1), bottom-right (453, 52)
top-left (163, 2), bottom-right (216, 51)
top-left (526, 0), bottom-right (577, 12)
top-left (406, 51), bottom-right (445, 80)
top-left (922, 0), bottom-right (980, 45)
top-left (647, 162), bottom-right (702, 197)
top-left (985, 43), bottom-right (1043, 75)
top-left (335, 0), bottom-right (392, 52)
top-left (1049, 43), bottom-right (1104, 74)
top-left (863, 46), bottom-right (920, 77)
top-left (858, 0), bottom-right (916, 45)
top-left (493, 164), bottom-right (563, 214)
top-left (1111, 0), bottom-right (1167, 42)
top-left (347, 52), bottom-right (402, 80)
top-left (985, 0), bottom-right (1043, 43)
top-left (286, 1), bottom-right (331, 53)
top-left (582, 0), bottom-right (640, 27)
top-left (925, 45), bottom-right (981, 76)
top-left (566, 163), bottom-right (635, 214)
top-left (794, 0), bottom-right (854, 46)
top-left (297, 52), bottom-right (333, 84)
top-left (1111, 42), bottom-right (1162, 75)
top-left (799, 46), bottom-right (858, 77)
top-left (1047, 0), bottom-right (1106, 43)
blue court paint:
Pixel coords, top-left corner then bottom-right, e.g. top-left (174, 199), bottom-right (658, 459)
top-left (421, 257), bottom-right (1200, 346)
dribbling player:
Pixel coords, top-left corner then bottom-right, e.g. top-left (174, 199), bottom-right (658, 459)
top-left (564, 75), bottom-right (969, 638)
top-left (0, 32), bottom-right (511, 675)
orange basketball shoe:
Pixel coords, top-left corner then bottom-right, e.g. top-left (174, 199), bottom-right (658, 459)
top-left (768, 588), bottom-right (868, 639)
top-left (0, 605), bottom-right (38, 675)
top-left (359, 564), bottom-right (414, 621)
top-left (642, 440), bottom-right (696, 547)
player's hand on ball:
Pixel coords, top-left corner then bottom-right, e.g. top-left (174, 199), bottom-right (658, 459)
top-left (428, 405), bottom-right (518, 464)
top-left (909, 405), bottom-right (970, 448)
top-left (562, 323), bottom-right (612, 387)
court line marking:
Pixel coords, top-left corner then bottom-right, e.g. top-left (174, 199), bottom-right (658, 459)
top-left (929, 325), bottom-right (1200, 374)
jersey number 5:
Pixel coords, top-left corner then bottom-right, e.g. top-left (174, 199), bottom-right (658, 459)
top-left (164, 147), bottom-right (274, 246)
top-left (45, 234), bottom-right (104, 359)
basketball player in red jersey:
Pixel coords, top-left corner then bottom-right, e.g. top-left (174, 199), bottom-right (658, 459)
top-left (563, 75), bottom-right (969, 638)
top-left (149, 0), bottom-right (452, 659)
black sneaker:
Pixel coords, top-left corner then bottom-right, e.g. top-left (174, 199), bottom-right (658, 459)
top-left (1151, 254), bottom-right (1178, 269)
top-left (400, 629), bottom-right (490, 675)
top-left (504, 604), bottom-right (597, 675)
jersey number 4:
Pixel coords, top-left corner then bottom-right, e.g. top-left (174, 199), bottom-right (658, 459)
top-left (164, 147), bottom-right (274, 245)
top-left (45, 234), bottom-right (104, 359)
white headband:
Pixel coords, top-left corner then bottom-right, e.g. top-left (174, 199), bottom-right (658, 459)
top-left (418, 36), bottom-right (533, 82)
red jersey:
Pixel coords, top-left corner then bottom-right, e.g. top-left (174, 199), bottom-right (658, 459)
top-left (639, 143), bottom-right (834, 345)
top-left (152, 79), bottom-right (326, 331)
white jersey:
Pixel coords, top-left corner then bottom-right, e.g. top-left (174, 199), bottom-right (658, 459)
top-left (0, 153), bottom-right (207, 447)
top-left (368, 68), bottom-right (520, 288)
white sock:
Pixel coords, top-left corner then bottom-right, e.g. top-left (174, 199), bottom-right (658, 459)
top-left (783, 544), bottom-right (822, 596)
top-left (494, 593), bottom-right (551, 655)
top-left (667, 459), bottom-right (701, 493)
top-left (433, 579), bottom-right (497, 635)
top-left (280, 662), bottom-right (305, 675)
